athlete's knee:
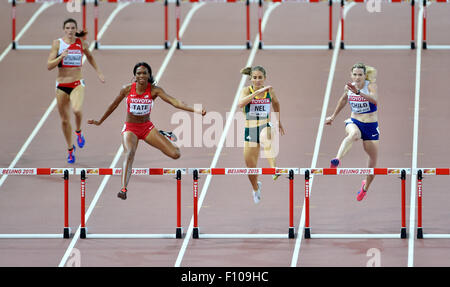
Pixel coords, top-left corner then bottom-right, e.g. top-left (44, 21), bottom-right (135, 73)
top-left (61, 117), bottom-right (70, 127)
top-left (170, 147), bottom-right (181, 159)
top-left (73, 109), bottom-right (82, 118)
top-left (347, 131), bottom-right (360, 141)
top-left (124, 148), bottom-right (136, 160)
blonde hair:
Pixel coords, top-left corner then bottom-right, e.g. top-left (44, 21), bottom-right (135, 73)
top-left (240, 66), bottom-right (266, 78)
top-left (351, 62), bottom-right (377, 83)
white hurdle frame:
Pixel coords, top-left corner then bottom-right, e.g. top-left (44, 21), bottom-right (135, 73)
top-left (0, 168), bottom-right (73, 239)
top-left (258, 0), bottom-right (335, 50)
top-left (10, 0), bottom-right (88, 50)
top-left (76, 168), bottom-right (185, 239)
top-left (340, 0), bottom-right (416, 50)
top-left (422, 0), bottom-right (450, 49)
top-left (415, 168), bottom-right (450, 239)
top-left (302, 168), bottom-right (409, 239)
top-left (175, 0), bottom-right (253, 50)
top-left (190, 167), bottom-right (298, 239)
top-left (94, 0), bottom-right (170, 50)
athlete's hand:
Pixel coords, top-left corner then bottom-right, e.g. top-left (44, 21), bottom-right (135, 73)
top-left (253, 85), bottom-right (272, 97)
top-left (60, 49), bottom-right (69, 58)
top-left (279, 122), bottom-right (285, 136)
top-left (325, 116), bottom-right (334, 125)
top-left (346, 82), bottom-right (358, 94)
top-left (87, 119), bottom-right (101, 126)
top-left (97, 72), bottom-right (105, 83)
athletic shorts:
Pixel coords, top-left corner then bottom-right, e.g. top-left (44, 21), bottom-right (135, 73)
top-left (121, 121), bottom-right (155, 140)
top-left (245, 122), bottom-right (272, 144)
top-left (345, 118), bottom-right (379, 141)
top-left (56, 79), bottom-right (85, 95)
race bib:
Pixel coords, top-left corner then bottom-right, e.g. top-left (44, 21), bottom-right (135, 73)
top-left (62, 50), bottom-right (82, 66)
top-left (249, 98), bottom-right (270, 117)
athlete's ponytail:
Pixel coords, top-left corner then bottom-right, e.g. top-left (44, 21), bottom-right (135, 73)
top-left (133, 62), bottom-right (156, 85)
top-left (365, 66), bottom-right (377, 83)
top-left (240, 66), bottom-right (267, 78)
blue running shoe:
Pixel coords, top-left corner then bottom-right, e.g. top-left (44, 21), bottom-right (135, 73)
top-left (330, 158), bottom-right (340, 168)
top-left (76, 130), bottom-right (85, 148)
top-left (67, 145), bottom-right (76, 164)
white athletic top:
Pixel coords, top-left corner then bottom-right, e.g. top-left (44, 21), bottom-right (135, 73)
top-left (347, 80), bottom-right (377, 114)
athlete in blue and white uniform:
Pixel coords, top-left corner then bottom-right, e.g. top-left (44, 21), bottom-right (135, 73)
top-left (325, 62), bottom-right (379, 201)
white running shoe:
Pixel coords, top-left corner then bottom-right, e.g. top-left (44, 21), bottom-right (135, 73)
top-left (253, 181), bottom-right (262, 204)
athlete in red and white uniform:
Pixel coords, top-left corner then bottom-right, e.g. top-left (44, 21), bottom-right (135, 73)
top-left (47, 18), bottom-right (105, 164)
top-left (88, 62), bottom-right (206, 200)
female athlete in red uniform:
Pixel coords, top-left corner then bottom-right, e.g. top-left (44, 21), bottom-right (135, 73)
top-left (88, 62), bottom-right (206, 200)
top-left (47, 18), bottom-right (105, 164)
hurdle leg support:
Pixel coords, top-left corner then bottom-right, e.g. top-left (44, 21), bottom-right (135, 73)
top-left (289, 169), bottom-right (295, 239)
top-left (64, 169), bottom-right (71, 239)
top-left (80, 170), bottom-right (87, 239)
top-left (417, 169), bottom-right (423, 239)
top-left (304, 170), bottom-right (311, 239)
top-left (193, 169), bottom-right (199, 239)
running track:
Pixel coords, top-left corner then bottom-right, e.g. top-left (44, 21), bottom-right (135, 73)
top-left (0, 0), bottom-right (450, 267)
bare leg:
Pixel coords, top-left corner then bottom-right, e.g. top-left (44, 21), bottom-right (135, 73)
top-left (244, 142), bottom-right (260, 190)
top-left (143, 128), bottom-right (180, 159)
top-left (121, 131), bottom-right (139, 190)
top-left (70, 85), bottom-right (85, 132)
top-left (56, 90), bottom-right (73, 149)
top-left (335, 123), bottom-right (361, 161)
top-left (260, 126), bottom-right (276, 168)
top-left (362, 140), bottom-right (379, 191)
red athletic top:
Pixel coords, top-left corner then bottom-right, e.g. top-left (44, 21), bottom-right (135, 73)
top-left (57, 38), bottom-right (83, 68)
top-left (127, 82), bottom-right (154, 116)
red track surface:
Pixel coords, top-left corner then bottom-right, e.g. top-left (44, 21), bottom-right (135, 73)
top-left (1, 0), bottom-right (450, 268)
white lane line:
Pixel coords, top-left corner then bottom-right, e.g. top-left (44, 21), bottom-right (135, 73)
top-left (407, 1), bottom-right (425, 268)
top-left (289, 3), bottom-right (356, 267)
top-left (57, 2), bottom-right (206, 267)
top-left (174, 2), bottom-right (281, 268)
top-left (0, 3), bottom-right (130, 190)
top-left (0, 3), bottom-right (54, 62)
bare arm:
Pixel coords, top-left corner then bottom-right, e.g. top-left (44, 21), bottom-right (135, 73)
top-left (153, 86), bottom-right (206, 116)
top-left (83, 40), bottom-right (105, 83)
top-left (47, 39), bottom-right (66, 71)
top-left (325, 88), bottom-right (349, 125)
top-left (88, 85), bottom-right (129, 125)
top-left (346, 82), bottom-right (377, 105)
top-left (238, 85), bottom-right (272, 108)
top-left (270, 88), bottom-right (285, 135)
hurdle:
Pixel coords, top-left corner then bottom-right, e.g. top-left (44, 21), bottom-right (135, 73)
top-left (175, 0), bottom-right (252, 50)
top-left (303, 168), bottom-right (409, 239)
top-left (190, 168), bottom-right (297, 239)
top-left (10, 0), bottom-right (87, 50)
top-left (0, 168), bottom-right (72, 239)
top-left (339, 0), bottom-right (416, 50)
top-left (422, 0), bottom-right (450, 49)
top-left (415, 168), bottom-right (450, 239)
top-left (93, 0), bottom-right (170, 50)
top-left (258, 0), bottom-right (334, 50)
top-left (76, 168), bottom-right (185, 239)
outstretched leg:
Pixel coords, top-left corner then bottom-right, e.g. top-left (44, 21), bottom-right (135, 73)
top-left (119, 131), bottom-right (139, 199)
top-left (332, 123), bottom-right (361, 167)
top-left (362, 140), bottom-right (379, 191)
top-left (143, 128), bottom-right (180, 159)
top-left (244, 143), bottom-right (260, 191)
